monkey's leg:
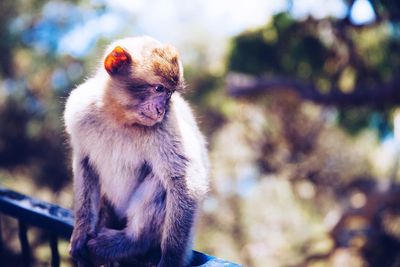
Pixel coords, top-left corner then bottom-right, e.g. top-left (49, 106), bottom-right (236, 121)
top-left (87, 227), bottom-right (151, 265)
top-left (158, 179), bottom-right (197, 267)
top-left (70, 156), bottom-right (101, 266)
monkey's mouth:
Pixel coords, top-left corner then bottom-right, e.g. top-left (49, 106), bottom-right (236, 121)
top-left (140, 112), bottom-right (164, 123)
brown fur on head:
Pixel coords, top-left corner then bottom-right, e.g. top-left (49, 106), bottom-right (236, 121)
top-left (101, 36), bottom-right (184, 127)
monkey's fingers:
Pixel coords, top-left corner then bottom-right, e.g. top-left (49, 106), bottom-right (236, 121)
top-left (76, 259), bottom-right (96, 267)
top-left (87, 244), bottom-right (108, 267)
top-left (70, 237), bottom-right (91, 262)
top-left (88, 231), bottom-right (98, 239)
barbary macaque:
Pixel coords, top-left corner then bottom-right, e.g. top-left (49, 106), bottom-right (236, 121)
top-left (64, 36), bottom-right (209, 267)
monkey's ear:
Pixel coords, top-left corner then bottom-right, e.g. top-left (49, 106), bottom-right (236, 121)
top-left (104, 46), bottom-right (132, 75)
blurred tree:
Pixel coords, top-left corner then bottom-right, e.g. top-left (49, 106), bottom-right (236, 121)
top-left (0, 0), bottom-right (99, 192)
top-left (2, 0), bottom-right (400, 266)
top-left (217, 0), bottom-right (400, 266)
top-left (0, 0), bottom-right (106, 264)
top-left (228, 0), bottom-right (400, 134)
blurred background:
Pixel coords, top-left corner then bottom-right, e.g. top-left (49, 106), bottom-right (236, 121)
top-left (1, 0), bottom-right (400, 266)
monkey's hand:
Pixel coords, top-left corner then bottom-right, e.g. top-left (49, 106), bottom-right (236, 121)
top-left (87, 228), bottom-right (121, 266)
top-left (69, 227), bottom-right (96, 263)
top-left (157, 257), bottom-right (167, 267)
top-left (157, 255), bottom-right (184, 267)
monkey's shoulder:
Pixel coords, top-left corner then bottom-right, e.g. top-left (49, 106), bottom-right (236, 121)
top-left (170, 94), bottom-right (207, 151)
top-left (170, 94), bottom-right (209, 197)
top-left (64, 78), bottom-right (105, 136)
top-left (170, 94), bottom-right (196, 125)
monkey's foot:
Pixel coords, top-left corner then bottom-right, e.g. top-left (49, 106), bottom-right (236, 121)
top-left (87, 228), bottom-right (123, 266)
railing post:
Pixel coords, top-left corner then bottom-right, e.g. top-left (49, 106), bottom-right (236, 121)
top-left (49, 233), bottom-right (60, 267)
top-left (18, 220), bottom-right (30, 267)
top-left (0, 216), bottom-right (3, 258)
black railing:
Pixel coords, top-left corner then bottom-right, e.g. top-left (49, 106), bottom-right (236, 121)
top-left (0, 187), bottom-right (241, 267)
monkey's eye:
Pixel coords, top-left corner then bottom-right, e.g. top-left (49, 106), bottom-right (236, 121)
top-left (155, 84), bottom-right (165, 93)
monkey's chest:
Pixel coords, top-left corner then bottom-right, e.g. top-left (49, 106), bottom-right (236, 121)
top-left (98, 160), bottom-right (159, 217)
top-left (86, 128), bottom-right (167, 219)
top-left (98, 164), bottom-right (167, 245)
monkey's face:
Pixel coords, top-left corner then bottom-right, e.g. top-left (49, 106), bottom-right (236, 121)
top-left (123, 83), bottom-right (174, 127)
top-left (105, 80), bottom-right (177, 127)
top-left (102, 37), bottom-right (184, 127)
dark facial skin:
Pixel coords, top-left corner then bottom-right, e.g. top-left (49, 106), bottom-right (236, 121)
top-left (125, 83), bottom-right (174, 127)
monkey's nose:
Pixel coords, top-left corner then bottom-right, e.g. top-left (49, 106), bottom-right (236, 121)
top-left (156, 106), bottom-right (164, 116)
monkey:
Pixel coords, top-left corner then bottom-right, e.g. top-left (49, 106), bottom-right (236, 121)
top-left (63, 36), bottom-right (209, 267)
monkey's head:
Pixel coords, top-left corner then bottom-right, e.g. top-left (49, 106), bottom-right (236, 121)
top-left (102, 36), bottom-right (184, 127)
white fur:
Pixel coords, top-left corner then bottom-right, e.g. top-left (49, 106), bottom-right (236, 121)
top-left (64, 80), bottom-right (208, 218)
top-left (170, 95), bottom-right (209, 199)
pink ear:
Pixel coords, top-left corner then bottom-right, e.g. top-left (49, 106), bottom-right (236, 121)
top-left (104, 46), bottom-right (132, 75)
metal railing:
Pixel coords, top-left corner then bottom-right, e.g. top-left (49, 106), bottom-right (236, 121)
top-left (0, 187), bottom-right (241, 267)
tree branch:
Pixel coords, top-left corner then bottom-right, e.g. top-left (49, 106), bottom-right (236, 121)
top-left (227, 72), bottom-right (400, 107)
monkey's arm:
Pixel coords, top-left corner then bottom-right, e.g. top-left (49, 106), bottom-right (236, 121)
top-left (86, 227), bottom-right (153, 265)
top-left (158, 178), bottom-right (198, 267)
top-left (69, 155), bottom-right (101, 263)
top-left (156, 97), bottom-right (209, 267)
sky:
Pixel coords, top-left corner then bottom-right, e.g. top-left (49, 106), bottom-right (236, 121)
top-left (57, 0), bottom-right (376, 66)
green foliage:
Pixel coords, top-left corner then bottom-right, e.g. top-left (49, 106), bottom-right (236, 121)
top-left (229, 30), bottom-right (277, 74)
top-left (227, 8), bottom-right (400, 135)
top-left (337, 107), bottom-right (392, 137)
top-left (218, 2), bottom-right (400, 266)
top-left (228, 13), bottom-right (328, 79)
